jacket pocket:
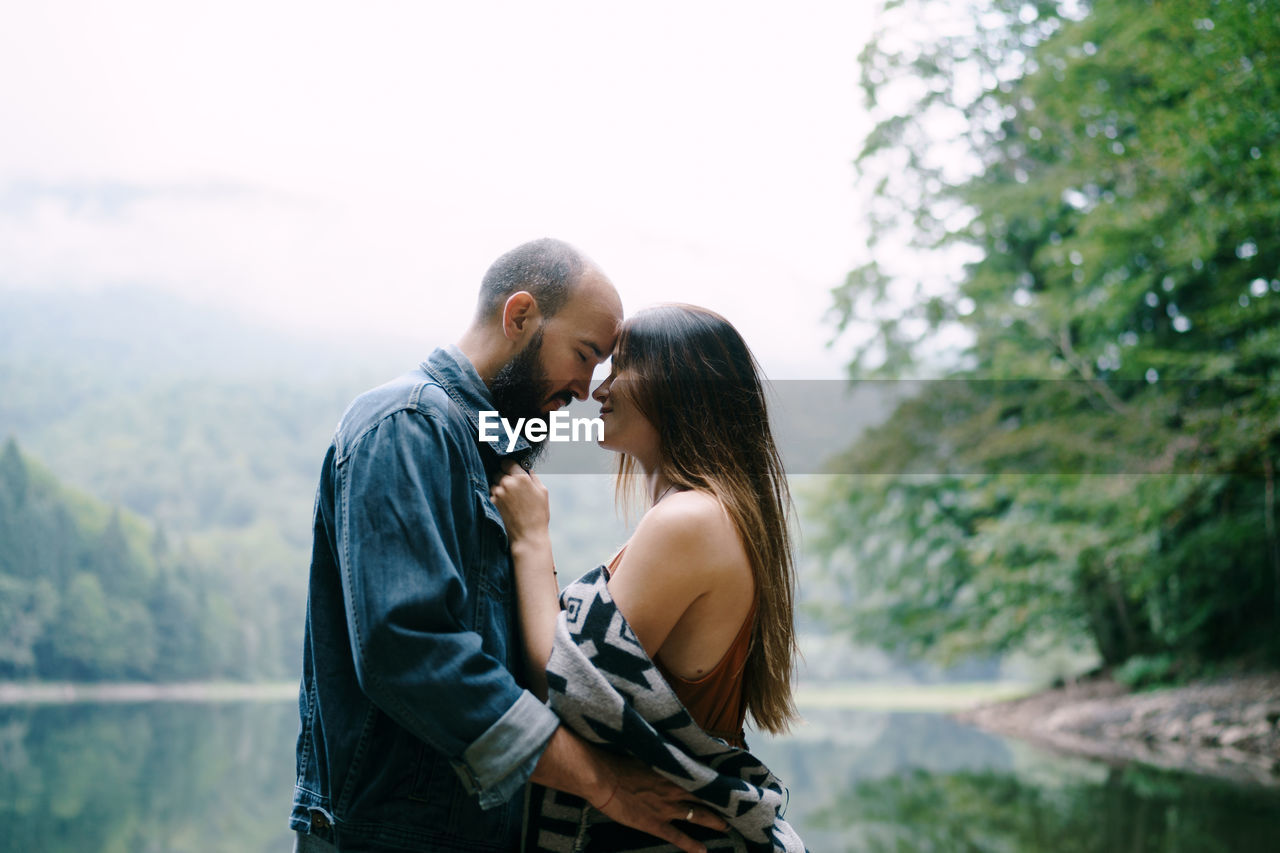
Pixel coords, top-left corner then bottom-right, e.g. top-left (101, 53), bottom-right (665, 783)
top-left (412, 745), bottom-right (513, 846)
top-left (448, 782), bottom-right (513, 844)
top-left (408, 742), bottom-right (450, 804)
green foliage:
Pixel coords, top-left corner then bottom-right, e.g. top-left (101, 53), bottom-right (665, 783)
top-left (0, 439), bottom-right (266, 681)
top-left (816, 0), bottom-right (1280, 669)
top-left (0, 575), bottom-right (56, 671)
top-left (1113, 653), bottom-right (1179, 689)
top-left (46, 573), bottom-right (155, 679)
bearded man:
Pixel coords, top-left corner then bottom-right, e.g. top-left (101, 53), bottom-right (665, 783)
top-left (289, 239), bottom-right (711, 853)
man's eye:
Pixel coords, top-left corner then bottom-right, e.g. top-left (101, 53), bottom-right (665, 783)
top-left (578, 351), bottom-right (589, 363)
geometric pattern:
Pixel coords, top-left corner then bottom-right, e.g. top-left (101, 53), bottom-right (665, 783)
top-left (522, 566), bottom-right (808, 852)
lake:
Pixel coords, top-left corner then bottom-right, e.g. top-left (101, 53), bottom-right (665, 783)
top-left (2, 698), bottom-right (1278, 852)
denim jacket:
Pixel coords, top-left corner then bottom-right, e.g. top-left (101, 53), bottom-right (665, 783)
top-left (291, 346), bottom-right (560, 852)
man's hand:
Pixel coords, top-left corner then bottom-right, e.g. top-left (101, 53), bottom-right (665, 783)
top-left (532, 727), bottom-right (728, 853)
top-left (592, 753), bottom-right (729, 853)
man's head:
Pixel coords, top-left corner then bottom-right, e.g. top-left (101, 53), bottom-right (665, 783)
top-left (474, 237), bottom-right (586, 326)
top-left (463, 238), bottom-right (623, 455)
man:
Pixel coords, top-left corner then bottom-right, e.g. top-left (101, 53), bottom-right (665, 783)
top-left (290, 239), bottom-right (722, 853)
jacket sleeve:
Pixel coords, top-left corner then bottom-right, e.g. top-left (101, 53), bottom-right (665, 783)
top-left (335, 407), bottom-right (558, 808)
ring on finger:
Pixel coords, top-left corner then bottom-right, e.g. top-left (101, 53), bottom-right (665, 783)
top-left (685, 807), bottom-right (694, 822)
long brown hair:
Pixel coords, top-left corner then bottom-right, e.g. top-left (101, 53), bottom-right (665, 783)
top-left (611, 304), bottom-right (798, 735)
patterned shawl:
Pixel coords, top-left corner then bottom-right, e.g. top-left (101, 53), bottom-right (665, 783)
top-left (522, 566), bottom-right (807, 853)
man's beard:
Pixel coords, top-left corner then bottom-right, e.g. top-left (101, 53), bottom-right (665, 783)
top-left (490, 327), bottom-right (555, 465)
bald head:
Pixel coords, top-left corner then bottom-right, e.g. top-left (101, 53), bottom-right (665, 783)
top-left (459, 238), bottom-right (621, 413)
top-left (474, 237), bottom-right (603, 324)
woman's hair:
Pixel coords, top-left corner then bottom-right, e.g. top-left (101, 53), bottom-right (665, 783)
top-left (611, 304), bottom-right (798, 734)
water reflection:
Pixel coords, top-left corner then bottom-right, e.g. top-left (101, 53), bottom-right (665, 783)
top-left (0, 701), bottom-right (297, 853)
top-left (752, 709), bottom-right (1280, 852)
top-left (751, 709), bottom-right (1021, 850)
top-left (1, 703), bottom-right (1277, 852)
top-left (814, 764), bottom-right (1280, 852)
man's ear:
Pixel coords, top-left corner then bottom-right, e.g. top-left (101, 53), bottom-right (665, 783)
top-left (500, 291), bottom-right (541, 342)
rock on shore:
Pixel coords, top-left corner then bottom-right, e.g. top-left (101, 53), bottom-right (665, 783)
top-left (955, 673), bottom-right (1280, 787)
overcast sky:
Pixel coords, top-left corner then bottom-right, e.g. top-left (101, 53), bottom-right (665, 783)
top-left (0, 0), bottom-right (880, 379)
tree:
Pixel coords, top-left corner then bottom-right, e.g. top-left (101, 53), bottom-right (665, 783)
top-left (0, 436), bottom-right (28, 505)
top-left (0, 575), bottom-right (56, 675)
top-left (814, 0), bottom-right (1280, 669)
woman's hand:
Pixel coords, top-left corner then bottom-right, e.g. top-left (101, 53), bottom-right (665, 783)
top-left (490, 460), bottom-right (551, 545)
top-left (492, 460), bottom-right (558, 698)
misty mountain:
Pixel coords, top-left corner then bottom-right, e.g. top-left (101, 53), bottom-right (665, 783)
top-left (0, 286), bottom-right (418, 384)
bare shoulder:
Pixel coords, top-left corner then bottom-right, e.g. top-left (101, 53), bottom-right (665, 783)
top-left (627, 490), bottom-right (746, 577)
top-left (608, 489), bottom-right (755, 661)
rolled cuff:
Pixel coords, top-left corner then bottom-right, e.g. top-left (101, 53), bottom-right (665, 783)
top-left (451, 689), bottom-right (559, 809)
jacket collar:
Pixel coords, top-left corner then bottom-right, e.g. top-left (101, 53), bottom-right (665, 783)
top-left (422, 345), bottom-right (532, 458)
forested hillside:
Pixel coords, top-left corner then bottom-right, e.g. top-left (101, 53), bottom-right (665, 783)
top-left (0, 289), bottom-right (410, 681)
top-left (0, 439), bottom-right (251, 679)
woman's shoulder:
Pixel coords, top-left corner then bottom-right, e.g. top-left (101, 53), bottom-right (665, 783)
top-left (641, 488), bottom-right (728, 533)
top-left (629, 490), bottom-right (745, 574)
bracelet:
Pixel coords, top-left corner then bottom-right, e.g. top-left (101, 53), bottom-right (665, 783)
top-left (594, 779), bottom-right (620, 812)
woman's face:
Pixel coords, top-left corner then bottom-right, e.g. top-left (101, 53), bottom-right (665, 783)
top-left (592, 363), bottom-right (660, 462)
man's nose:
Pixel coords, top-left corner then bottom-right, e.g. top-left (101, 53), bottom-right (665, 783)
top-left (568, 372), bottom-right (592, 402)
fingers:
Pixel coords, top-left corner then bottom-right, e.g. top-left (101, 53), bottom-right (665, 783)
top-left (499, 458), bottom-right (529, 479)
top-left (608, 808), bottom-right (706, 853)
top-left (649, 802), bottom-right (728, 853)
top-left (598, 770), bottom-right (727, 853)
top-left (490, 459), bottom-right (551, 538)
top-left (680, 803), bottom-right (729, 832)
top-left (640, 821), bottom-right (706, 853)
top-left (496, 460), bottom-right (545, 493)
top-left (493, 464), bottom-right (548, 504)
top-left (491, 463), bottom-right (527, 500)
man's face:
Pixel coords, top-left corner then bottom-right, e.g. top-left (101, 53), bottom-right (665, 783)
top-left (490, 270), bottom-right (622, 456)
top-left (490, 326), bottom-right (553, 432)
top-left (532, 270), bottom-right (622, 411)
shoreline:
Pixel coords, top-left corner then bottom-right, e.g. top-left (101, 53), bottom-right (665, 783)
top-left (793, 680), bottom-right (1033, 712)
top-left (0, 680), bottom-right (298, 705)
top-left (0, 679), bottom-right (1031, 710)
top-left (954, 672), bottom-right (1280, 788)
top-left (8, 675), bottom-right (1277, 790)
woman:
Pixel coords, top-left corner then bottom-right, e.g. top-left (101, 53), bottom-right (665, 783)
top-left (491, 304), bottom-right (803, 852)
